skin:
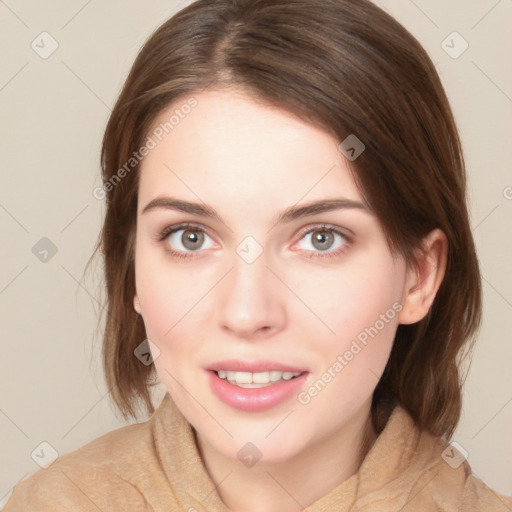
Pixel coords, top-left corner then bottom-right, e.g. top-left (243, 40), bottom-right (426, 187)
top-left (133, 88), bottom-right (447, 512)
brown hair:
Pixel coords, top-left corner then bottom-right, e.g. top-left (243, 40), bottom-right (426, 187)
top-left (88, 0), bottom-right (481, 439)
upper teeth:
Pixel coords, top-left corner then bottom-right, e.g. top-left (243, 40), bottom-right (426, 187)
top-left (217, 370), bottom-right (301, 384)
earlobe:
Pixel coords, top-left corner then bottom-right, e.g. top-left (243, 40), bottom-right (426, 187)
top-left (134, 295), bottom-right (142, 315)
top-left (398, 229), bottom-right (448, 325)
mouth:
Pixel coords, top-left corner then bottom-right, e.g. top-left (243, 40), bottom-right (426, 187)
top-left (205, 360), bottom-right (310, 412)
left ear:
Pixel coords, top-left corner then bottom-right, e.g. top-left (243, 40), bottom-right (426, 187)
top-left (398, 228), bottom-right (448, 325)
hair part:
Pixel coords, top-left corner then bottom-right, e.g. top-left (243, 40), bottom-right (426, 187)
top-left (88, 0), bottom-right (481, 439)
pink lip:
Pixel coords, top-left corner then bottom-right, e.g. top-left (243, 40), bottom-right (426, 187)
top-left (206, 369), bottom-right (310, 412)
top-left (205, 359), bottom-right (307, 373)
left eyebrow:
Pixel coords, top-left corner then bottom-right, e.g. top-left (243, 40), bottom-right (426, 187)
top-left (274, 198), bottom-right (371, 225)
top-left (141, 196), bottom-right (371, 226)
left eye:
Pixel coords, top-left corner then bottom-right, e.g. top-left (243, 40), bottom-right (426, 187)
top-left (296, 227), bottom-right (348, 253)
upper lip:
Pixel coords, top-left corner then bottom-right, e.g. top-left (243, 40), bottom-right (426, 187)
top-left (206, 359), bottom-right (308, 373)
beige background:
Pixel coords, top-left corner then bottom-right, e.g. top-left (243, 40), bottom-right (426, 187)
top-left (1, 0), bottom-right (511, 505)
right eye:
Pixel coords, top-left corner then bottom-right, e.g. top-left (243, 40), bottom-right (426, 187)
top-left (159, 223), bottom-right (216, 259)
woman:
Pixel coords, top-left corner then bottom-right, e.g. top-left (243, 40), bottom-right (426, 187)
top-left (4, 0), bottom-right (510, 510)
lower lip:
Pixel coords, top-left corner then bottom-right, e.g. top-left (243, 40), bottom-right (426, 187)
top-left (206, 370), bottom-right (309, 412)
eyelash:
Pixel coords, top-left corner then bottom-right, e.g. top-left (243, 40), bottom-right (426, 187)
top-left (157, 222), bottom-right (352, 261)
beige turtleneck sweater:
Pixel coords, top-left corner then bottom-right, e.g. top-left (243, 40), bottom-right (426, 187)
top-left (3, 392), bottom-right (510, 511)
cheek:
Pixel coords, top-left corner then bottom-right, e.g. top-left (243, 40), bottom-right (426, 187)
top-left (134, 248), bottom-right (217, 372)
top-left (134, 248), bottom-right (189, 339)
top-left (307, 256), bottom-right (403, 337)
top-left (300, 253), bottom-right (404, 386)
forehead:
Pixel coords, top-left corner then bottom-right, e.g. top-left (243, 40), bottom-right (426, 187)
top-left (137, 89), bottom-right (363, 219)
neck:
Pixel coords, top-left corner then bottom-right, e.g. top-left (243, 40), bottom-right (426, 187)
top-left (195, 400), bottom-right (377, 512)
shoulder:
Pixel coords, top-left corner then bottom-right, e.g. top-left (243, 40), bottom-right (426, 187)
top-left (411, 430), bottom-right (511, 512)
top-left (457, 471), bottom-right (512, 512)
top-left (3, 420), bottom-right (156, 511)
top-left (373, 405), bottom-right (511, 511)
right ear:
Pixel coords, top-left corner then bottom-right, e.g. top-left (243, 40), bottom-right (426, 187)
top-left (133, 294), bottom-right (142, 315)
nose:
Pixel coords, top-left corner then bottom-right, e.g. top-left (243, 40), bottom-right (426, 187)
top-left (217, 249), bottom-right (286, 340)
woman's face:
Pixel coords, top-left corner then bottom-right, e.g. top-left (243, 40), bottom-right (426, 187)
top-left (134, 88), bottom-right (409, 463)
